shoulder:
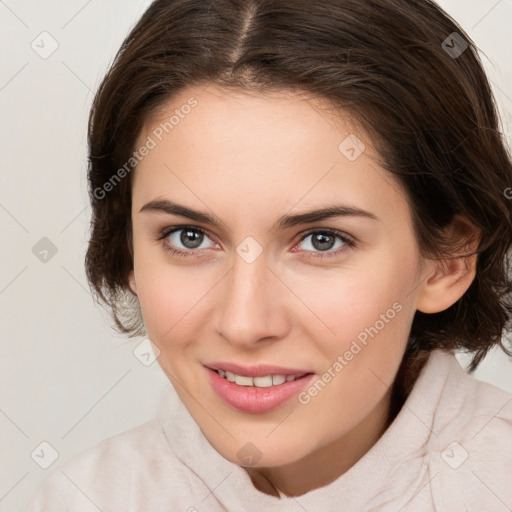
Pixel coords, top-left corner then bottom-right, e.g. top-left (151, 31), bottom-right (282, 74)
top-left (61, 417), bottom-right (173, 473)
top-left (27, 419), bottom-right (184, 511)
top-left (427, 354), bottom-right (512, 510)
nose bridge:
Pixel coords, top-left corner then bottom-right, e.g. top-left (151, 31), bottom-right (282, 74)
top-left (215, 246), bottom-right (287, 345)
top-left (226, 250), bottom-right (270, 320)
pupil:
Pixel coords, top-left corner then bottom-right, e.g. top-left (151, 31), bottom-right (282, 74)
top-left (313, 233), bottom-right (334, 251)
top-left (181, 229), bottom-right (203, 249)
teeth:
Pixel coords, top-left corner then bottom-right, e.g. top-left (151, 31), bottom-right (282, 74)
top-left (216, 370), bottom-right (306, 387)
top-left (272, 375), bottom-right (287, 385)
top-left (254, 376), bottom-right (273, 388)
top-left (235, 375), bottom-right (253, 386)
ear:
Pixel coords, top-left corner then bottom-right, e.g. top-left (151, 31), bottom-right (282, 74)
top-left (416, 216), bottom-right (480, 314)
top-left (127, 269), bottom-right (137, 296)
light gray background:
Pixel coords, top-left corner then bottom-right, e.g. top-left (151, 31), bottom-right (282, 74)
top-left (1, 1), bottom-right (511, 510)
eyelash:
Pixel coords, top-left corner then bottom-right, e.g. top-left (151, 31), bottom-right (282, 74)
top-left (156, 225), bottom-right (356, 260)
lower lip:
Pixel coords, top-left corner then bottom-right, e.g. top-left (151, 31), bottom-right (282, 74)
top-left (205, 367), bottom-right (315, 414)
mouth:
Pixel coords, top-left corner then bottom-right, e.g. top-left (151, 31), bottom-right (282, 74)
top-left (211, 368), bottom-right (310, 387)
top-left (204, 364), bottom-right (315, 413)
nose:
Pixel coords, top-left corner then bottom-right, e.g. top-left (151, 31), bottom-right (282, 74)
top-left (214, 250), bottom-right (290, 348)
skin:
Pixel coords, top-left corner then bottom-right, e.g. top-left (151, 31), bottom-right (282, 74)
top-left (127, 83), bottom-right (478, 497)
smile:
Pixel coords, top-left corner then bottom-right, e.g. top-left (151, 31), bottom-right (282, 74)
top-left (215, 369), bottom-right (308, 387)
top-left (205, 365), bottom-right (315, 413)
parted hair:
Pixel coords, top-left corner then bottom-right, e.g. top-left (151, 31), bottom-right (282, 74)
top-left (86, 0), bottom-right (512, 372)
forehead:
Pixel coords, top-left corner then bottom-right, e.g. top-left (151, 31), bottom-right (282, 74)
top-left (142, 83), bottom-right (361, 149)
top-left (131, 83), bottom-right (408, 225)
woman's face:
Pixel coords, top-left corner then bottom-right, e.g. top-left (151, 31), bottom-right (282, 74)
top-left (129, 83), bottom-right (430, 468)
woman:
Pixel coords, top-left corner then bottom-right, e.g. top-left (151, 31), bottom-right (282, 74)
top-left (28, 0), bottom-right (512, 510)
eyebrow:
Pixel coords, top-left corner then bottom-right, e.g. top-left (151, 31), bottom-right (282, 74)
top-left (139, 199), bottom-right (378, 231)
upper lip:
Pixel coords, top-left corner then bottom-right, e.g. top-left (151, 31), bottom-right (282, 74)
top-left (204, 362), bottom-right (313, 377)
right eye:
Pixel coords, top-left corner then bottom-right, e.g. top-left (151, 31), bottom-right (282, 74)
top-left (158, 225), bottom-right (217, 257)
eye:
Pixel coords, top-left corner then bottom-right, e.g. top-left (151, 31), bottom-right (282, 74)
top-left (158, 225), bottom-right (217, 257)
top-left (157, 225), bottom-right (355, 260)
top-left (294, 229), bottom-right (355, 259)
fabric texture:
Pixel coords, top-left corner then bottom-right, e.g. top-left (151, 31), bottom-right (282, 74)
top-left (27, 349), bottom-right (512, 511)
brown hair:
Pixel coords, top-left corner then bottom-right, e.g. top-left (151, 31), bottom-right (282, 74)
top-left (85, 0), bottom-right (512, 371)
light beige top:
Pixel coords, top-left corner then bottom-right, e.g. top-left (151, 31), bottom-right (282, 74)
top-left (27, 348), bottom-right (512, 511)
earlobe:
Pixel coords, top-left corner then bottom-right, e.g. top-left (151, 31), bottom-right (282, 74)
top-left (416, 216), bottom-right (480, 314)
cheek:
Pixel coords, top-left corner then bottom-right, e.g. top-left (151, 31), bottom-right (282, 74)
top-left (133, 251), bottom-right (208, 343)
top-left (299, 264), bottom-right (413, 423)
top-left (295, 255), bottom-right (416, 353)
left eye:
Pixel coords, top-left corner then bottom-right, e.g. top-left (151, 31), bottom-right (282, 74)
top-left (296, 230), bottom-right (351, 254)
top-left (301, 231), bottom-right (344, 252)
